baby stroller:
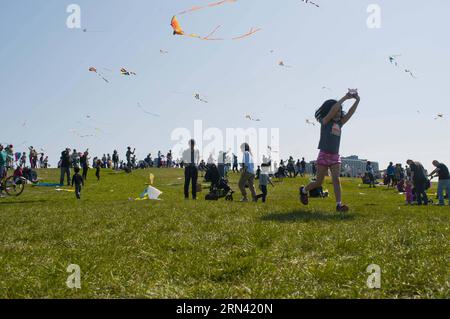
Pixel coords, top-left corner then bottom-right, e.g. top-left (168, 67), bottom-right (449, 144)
top-left (274, 166), bottom-right (288, 178)
top-left (204, 164), bottom-right (234, 201)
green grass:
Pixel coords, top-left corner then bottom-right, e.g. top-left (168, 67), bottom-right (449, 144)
top-left (0, 168), bottom-right (448, 299)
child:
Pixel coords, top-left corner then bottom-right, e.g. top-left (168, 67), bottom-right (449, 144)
top-left (95, 159), bottom-right (101, 181)
top-left (71, 167), bottom-right (84, 199)
top-left (300, 89), bottom-right (361, 212)
top-left (397, 179), bottom-right (405, 193)
top-left (256, 164), bottom-right (274, 203)
top-left (405, 180), bottom-right (414, 205)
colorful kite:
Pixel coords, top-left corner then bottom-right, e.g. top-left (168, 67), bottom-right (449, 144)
top-left (171, 0), bottom-right (260, 41)
top-left (89, 67), bottom-right (109, 83)
top-left (120, 68), bottom-right (136, 76)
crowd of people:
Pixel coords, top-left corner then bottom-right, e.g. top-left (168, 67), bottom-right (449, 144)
top-left (1, 90), bottom-right (449, 206)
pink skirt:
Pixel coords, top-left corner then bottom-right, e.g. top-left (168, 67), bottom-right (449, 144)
top-left (317, 150), bottom-right (341, 167)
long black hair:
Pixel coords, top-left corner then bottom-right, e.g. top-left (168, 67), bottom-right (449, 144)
top-left (315, 99), bottom-right (346, 123)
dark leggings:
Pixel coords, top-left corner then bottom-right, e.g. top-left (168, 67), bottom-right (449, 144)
top-left (256, 185), bottom-right (268, 202)
top-left (82, 165), bottom-right (88, 181)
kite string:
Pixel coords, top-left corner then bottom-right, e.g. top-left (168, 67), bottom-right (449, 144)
top-left (177, 0), bottom-right (237, 15)
top-left (203, 25), bottom-right (223, 40)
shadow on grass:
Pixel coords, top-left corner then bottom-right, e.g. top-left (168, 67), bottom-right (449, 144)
top-left (0, 199), bottom-right (48, 205)
top-left (261, 210), bottom-right (356, 223)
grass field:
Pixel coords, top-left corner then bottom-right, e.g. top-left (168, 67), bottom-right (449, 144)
top-left (0, 168), bottom-right (448, 299)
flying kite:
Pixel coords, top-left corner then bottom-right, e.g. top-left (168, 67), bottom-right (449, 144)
top-left (389, 55), bottom-right (401, 67)
top-left (82, 28), bottom-right (104, 33)
top-left (321, 86), bottom-right (332, 91)
top-left (245, 114), bottom-right (261, 122)
top-left (434, 113), bottom-right (444, 120)
top-left (194, 93), bottom-right (208, 103)
top-left (120, 68), bottom-right (136, 76)
top-left (278, 61), bottom-right (292, 68)
top-left (69, 129), bottom-right (95, 138)
top-left (301, 0), bottom-right (320, 8)
top-left (89, 67), bottom-right (109, 83)
top-left (404, 69), bottom-right (417, 79)
top-left (137, 102), bottom-right (160, 117)
top-left (160, 49), bottom-right (169, 54)
top-left (171, 0), bottom-right (260, 41)
top-left (388, 55), bottom-right (417, 79)
top-left (306, 119), bottom-right (316, 126)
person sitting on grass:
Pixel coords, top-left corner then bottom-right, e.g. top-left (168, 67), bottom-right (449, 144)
top-left (71, 167), bottom-right (84, 200)
top-left (300, 90), bottom-right (361, 213)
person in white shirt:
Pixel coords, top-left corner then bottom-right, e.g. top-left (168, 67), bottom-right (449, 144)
top-left (182, 139), bottom-right (200, 200)
top-left (238, 143), bottom-right (257, 202)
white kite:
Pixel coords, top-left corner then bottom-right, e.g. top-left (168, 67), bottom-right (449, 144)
top-left (140, 186), bottom-right (163, 200)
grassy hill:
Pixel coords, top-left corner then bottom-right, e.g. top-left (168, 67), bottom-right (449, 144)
top-left (0, 168), bottom-right (448, 298)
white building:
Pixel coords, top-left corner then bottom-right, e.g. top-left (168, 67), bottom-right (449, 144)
top-left (307, 155), bottom-right (380, 178)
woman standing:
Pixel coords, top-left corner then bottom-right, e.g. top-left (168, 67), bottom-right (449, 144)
top-left (80, 149), bottom-right (89, 181)
top-left (238, 143), bottom-right (257, 202)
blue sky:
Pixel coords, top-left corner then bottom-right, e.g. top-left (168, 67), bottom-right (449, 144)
top-left (1, 0), bottom-right (449, 170)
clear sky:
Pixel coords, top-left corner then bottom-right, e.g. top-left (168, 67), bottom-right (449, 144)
top-left (1, 0), bottom-right (449, 171)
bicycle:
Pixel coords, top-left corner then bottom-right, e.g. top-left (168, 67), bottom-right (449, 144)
top-left (0, 175), bottom-right (26, 197)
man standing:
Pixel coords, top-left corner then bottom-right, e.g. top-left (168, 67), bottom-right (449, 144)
top-left (126, 147), bottom-right (135, 170)
top-left (182, 139), bottom-right (200, 200)
top-left (429, 160), bottom-right (450, 206)
top-left (300, 157), bottom-right (307, 177)
top-left (80, 149), bottom-right (89, 181)
top-left (112, 150), bottom-right (119, 170)
top-left (406, 159), bottom-right (429, 206)
top-left (386, 162), bottom-right (395, 188)
top-left (60, 148), bottom-right (71, 186)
